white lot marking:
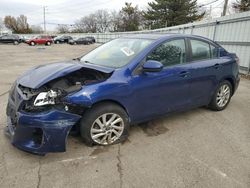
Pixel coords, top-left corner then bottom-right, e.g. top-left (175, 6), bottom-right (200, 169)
top-left (58, 156), bottom-right (97, 163)
top-left (190, 156), bottom-right (244, 186)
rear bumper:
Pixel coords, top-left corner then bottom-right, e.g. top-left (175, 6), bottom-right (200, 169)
top-left (6, 100), bottom-right (81, 155)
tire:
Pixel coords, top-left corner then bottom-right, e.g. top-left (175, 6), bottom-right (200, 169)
top-left (80, 103), bottom-right (129, 146)
top-left (13, 41), bottom-right (19, 45)
top-left (208, 80), bottom-right (232, 111)
top-left (74, 42), bottom-right (77, 45)
top-left (46, 41), bottom-right (51, 46)
top-left (30, 41), bottom-right (36, 46)
top-left (55, 41), bottom-right (60, 44)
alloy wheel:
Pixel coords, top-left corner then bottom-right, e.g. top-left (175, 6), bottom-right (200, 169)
top-left (90, 113), bottom-right (124, 145)
top-left (216, 84), bottom-right (231, 108)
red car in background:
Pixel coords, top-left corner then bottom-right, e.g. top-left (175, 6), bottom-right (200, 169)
top-left (26, 36), bottom-right (53, 46)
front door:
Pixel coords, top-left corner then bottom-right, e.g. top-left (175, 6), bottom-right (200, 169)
top-left (130, 38), bottom-right (193, 122)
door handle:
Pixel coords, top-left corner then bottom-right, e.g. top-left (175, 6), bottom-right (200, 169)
top-left (214, 63), bottom-right (220, 69)
top-left (179, 71), bottom-right (190, 78)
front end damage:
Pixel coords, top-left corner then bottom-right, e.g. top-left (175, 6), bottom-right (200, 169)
top-left (6, 64), bottom-right (112, 155)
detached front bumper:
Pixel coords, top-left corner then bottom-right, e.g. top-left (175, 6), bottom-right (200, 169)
top-left (6, 101), bottom-right (81, 155)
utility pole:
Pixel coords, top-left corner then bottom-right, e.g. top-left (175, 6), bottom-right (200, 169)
top-left (43, 6), bottom-right (47, 33)
top-left (222, 0), bottom-right (229, 16)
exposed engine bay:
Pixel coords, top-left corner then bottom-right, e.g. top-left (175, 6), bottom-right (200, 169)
top-left (18, 68), bottom-right (111, 111)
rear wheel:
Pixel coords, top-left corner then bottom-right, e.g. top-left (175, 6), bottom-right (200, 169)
top-left (209, 80), bottom-right (232, 111)
top-left (55, 41), bottom-right (60, 44)
top-left (80, 103), bottom-right (129, 146)
top-left (46, 41), bottom-right (51, 46)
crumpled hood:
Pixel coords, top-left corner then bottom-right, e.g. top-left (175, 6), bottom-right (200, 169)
top-left (17, 60), bottom-right (114, 89)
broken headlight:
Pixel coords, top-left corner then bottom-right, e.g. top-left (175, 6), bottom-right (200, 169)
top-left (34, 90), bottom-right (61, 106)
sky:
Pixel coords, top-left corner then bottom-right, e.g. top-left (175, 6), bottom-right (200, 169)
top-left (0, 0), bottom-right (236, 31)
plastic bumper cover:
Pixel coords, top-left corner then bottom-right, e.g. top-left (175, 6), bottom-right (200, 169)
top-left (6, 108), bottom-right (81, 155)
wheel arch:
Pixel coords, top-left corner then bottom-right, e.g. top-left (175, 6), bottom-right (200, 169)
top-left (90, 99), bottom-right (131, 122)
top-left (224, 77), bottom-right (235, 95)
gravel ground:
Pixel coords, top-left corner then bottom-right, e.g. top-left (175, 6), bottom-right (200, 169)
top-left (0, 43), bottom-right (249, 188)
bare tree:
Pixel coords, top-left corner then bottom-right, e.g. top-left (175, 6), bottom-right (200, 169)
top-left (73, 6), bottom-right (143, 33)
top-left (74, 14), bottom-right (97, 33)
top-left (4, 15), bottom-right (31, 33)
top-left (109, 10), bottom-right (123, 32)
top-left (4, 16), bottom-right (18, 33)
top-left (17, 15), bottom-right (31, 33)
top-left (95, 10), bottom-right (111, 33)
top-left (56, 24), bottom-right (70, 33)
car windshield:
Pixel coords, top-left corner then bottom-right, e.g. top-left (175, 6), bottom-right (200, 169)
top-left (80, 38), bottom-right (153, 68)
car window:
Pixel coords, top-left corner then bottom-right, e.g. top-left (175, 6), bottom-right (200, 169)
top-left (190, 39), bottom-right (211, 61)
top-left (147, 39), bottom-right (186, 67)
top-left (2, 36), bottom-right (9, 39)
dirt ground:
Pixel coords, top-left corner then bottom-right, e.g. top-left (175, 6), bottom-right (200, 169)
top-left (0, 43), bottom-right (249, 188)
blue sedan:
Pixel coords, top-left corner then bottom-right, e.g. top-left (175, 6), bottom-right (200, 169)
top-left (6, 34), bottom-right (240, 155)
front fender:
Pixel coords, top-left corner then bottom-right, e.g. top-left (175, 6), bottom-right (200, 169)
top-left (64, 81), bottom-right (135, 119)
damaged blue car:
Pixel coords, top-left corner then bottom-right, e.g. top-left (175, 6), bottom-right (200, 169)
top-left (6, 34), bottom-right (240, 155)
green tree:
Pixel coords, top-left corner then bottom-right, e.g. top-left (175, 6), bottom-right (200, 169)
top-left (233, 0), bottom-right (250, 12)
top-left (143, 0), bottom-right (205, 29)
top-left (118, 2), bottom-right (141, 31)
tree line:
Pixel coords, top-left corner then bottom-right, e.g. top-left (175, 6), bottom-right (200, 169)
top-left (0, 0), bottom-right (249, 34)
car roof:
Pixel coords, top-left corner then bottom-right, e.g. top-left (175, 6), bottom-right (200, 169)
top-left (122, 33), bottom-right (214, 43)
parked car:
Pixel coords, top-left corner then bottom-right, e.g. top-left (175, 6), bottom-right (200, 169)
top-left (0, 35), bottom-right (21, 45)
top-left (68, 37), bottom-right (92, 45)
top-left (6, 34), bottom-right (240, 155)
top-left (54, 35), bottom-right (73, 44)
top-left (26, 35), bottom-right (53, 46)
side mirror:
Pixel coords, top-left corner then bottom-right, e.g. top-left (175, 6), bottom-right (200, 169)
top-left (218, 47), bottom-right (228, 57)
top-left (143, 60), bottom-right (163, 72)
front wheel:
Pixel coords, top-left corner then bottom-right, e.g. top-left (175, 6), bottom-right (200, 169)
top-left (46, 41), bottom-right (51, 46)
top-left (80, 103), bottom-right (129, 146)
top-left (209, 80), bottom-right (232, 111)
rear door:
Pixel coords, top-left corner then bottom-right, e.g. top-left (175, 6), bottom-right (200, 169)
top-left (187, 38), bottom-right (221, 106)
